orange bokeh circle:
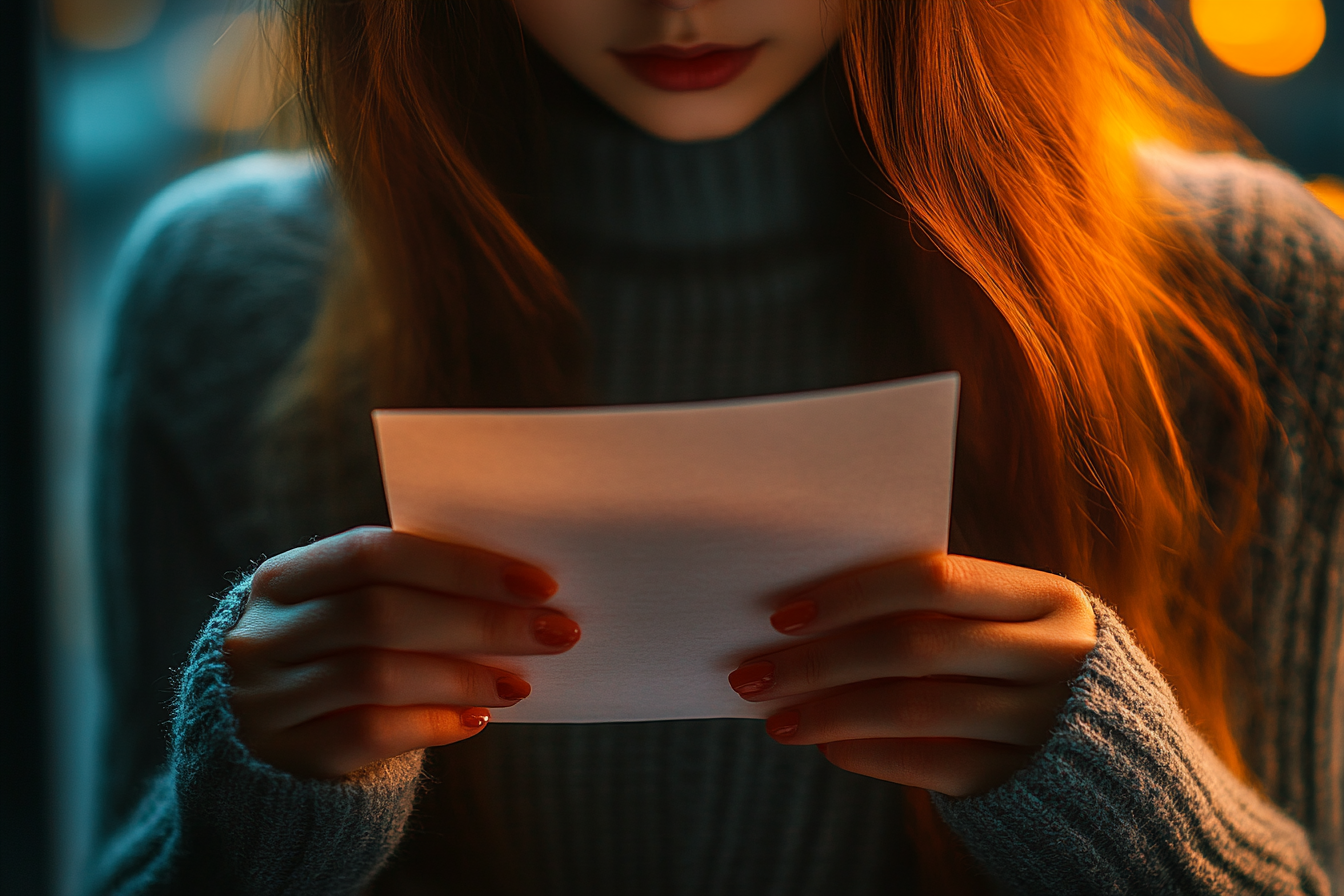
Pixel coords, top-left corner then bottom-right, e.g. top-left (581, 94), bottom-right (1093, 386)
top-left (1192, 0), bottom-right (1326, 78)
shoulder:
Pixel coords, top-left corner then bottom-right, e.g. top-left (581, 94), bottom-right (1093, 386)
top-left (1141, 147), bottom-right (1344, 414)
top-left (107, 151), bottom-right (334, 334)
top-left (1143, 149), bottom-right (1344, 536)
top-left (1138, 145), bottom-right (1344, 323)
top-left (102, 152), bottom-right (336, 415)
top-left (97, 152), bottom-right (343, 547)
top-left (120, 151), bottom-right (330, 246)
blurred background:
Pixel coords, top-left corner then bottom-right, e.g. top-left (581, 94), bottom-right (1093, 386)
top-left (40, 3), bottom-right (292, 893)
top-left (23, 0), bottom-right (1344, 892)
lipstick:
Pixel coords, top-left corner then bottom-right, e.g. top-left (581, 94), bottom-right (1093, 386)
top-left (613, 42), bottom-right (764, 92)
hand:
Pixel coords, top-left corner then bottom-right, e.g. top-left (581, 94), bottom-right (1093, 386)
top-left (223, 526), bottom-right (580, 779)
top-left (728, 554), bottom-right (1096, 797)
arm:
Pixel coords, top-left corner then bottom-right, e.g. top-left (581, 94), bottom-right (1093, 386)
top-left (87, 157), bottom-right (584, 895)
top-left (934, 152), bottom-right (1344, 895)
top-left (93, 520), bottom-right (581, 896)
top-left (733, 152), bottom-right (1344, 894)
top-left (92, 580), bottom-right (425, 896)
top-left (1140, 147), bottom-right (1344, 889)
top-left (87, 156), bottom-right (428, 895)
top-left (935, 598), bottom-right (1330, 895)
top-left (729, 552), bottom-right (1334, 894)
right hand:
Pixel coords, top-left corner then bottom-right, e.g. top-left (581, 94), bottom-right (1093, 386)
top-left (223, 526), bottom-right (580, 779)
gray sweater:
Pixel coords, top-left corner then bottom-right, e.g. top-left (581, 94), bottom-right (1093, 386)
top-left (89, 74), bottom-right (1344, 895)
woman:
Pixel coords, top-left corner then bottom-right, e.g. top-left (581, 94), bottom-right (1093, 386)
top-left (91, 0), bottom-right (1343, 893)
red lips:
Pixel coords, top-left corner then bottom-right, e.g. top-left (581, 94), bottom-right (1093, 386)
top-left (613, 42), bottom-right (764, 92)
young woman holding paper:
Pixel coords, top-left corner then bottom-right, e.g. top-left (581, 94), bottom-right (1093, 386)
top-left (91, 0), bottom-right (1342, 893)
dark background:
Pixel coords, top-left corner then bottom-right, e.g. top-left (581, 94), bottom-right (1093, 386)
top-left (1185, 1), bottom-right (1344, 178)
top-left (6, 1), bottom-right (1344, 893)
top-left (3, 1), bottom-right (45, 895)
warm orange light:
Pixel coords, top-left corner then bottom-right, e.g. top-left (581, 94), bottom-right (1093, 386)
top-left (1191, 0), bottom-right (1326, 77)
top-left (1307, 176), bottom-right (1344, 218)
top-left (52, 0), bottom-right (165, 51)
top-left (165, 13), bottom-right (290, 134)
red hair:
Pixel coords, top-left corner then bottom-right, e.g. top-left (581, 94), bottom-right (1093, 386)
top-left (274, 2), bottom-right (1270, 891)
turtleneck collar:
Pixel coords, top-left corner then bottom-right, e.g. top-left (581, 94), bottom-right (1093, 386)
top-left (539, 63), bottom-right (853, 255)
top-left (529, 58), bottom-right (866, 405)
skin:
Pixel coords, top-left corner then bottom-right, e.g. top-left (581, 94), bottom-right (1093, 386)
top-left (226, 0), bottom-right (1099, 793)
top-left (509, 0), bottom-right (850, 142)
top-left (506, 0), bottom-right (1099, 796)
top-left (733, 554), bottom-right (1096, 796)
top-left (226, 528), bottom-right (580, 778)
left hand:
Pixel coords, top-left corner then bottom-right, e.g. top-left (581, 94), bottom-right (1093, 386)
top-left (728, 553), bottom-right (1097, 797)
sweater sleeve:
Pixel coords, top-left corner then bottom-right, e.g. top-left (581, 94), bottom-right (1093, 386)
top-left (89, 155), bottom-right (412, 894)
top-left (936, 597), bottom-right (1332, 895)
top-left (91, 578), bottom-right (425, 896)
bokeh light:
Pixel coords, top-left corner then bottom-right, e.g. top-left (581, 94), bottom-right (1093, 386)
top-left (1191, 0), bottom-right (1327, 78)
top-left (51, 0), bottom-right (166, 51)
top-left (1307, 176), bottom-right (1344, 218)
top-left (165, 12), bottom-right (290, 133)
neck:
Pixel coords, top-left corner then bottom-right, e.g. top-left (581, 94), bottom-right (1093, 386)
top-left (531, 63), bottom-right (869, 405)
top-left (539, 65), bottom-right (852, 254)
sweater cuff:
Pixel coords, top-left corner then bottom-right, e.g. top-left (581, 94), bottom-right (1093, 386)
top-left (169, 576), bottom-right (425, 895)
top-left (934, 598), bottom-right (1329, 896)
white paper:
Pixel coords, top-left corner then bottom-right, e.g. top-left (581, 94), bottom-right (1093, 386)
top-left (373, 373), bottom-right (960, 723)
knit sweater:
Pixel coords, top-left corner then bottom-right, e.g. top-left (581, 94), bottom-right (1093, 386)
top-left (89, 71), bottom-right (1344, 895)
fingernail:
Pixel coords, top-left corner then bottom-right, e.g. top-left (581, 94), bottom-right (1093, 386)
top-left (770, 600), bottom-right (817, 634)
top-left (534, 614), bottom-right (581, 648)
top-left (729, 661), bottom-right (775, 697)
top-left (766, 710), bottom-right (800, 740)
top-left (496, 675), bottom-right (531, 701)
top-left (503, 563), bottom-right (558, 601)
top-left (461, 708), bottom-right (490, 729)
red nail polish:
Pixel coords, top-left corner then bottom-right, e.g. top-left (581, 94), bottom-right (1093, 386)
top-left (503, 563), bottom-right (558, 601)
top-left (534, 614), bottom-right (581, 648)
top-left (729, 661), bottom-right (775, 697)
top-left (496, 675), bottom-right (531, 701)
top-left (766, 710), bottom-right (800, 740)
top-left (770, 600), bottom-right (817, 634)
top-left (461, 708), bottom-right (490, 729)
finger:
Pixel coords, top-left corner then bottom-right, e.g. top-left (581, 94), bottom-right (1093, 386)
top-left (762, 678), bottom-right (1068, 748)
top-left (731, 614), bottom-right (1090, 701)
top-left (230, 585), bottom-right (581, 664)
top-left (231, 649), bottom-right (531, 732)
top-left (251, 704), bottom-right (490, 779)
top-left (252, 526), bottom-right (558, 606)
top-left (770, 554), bottom-right (1090, 636)
top-left (818, 737), bottom-right (1034, 797)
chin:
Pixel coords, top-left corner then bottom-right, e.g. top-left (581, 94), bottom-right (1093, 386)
top-left (618, 99), bottom-right (776, 143)
top-left (604, 84), bottom-right (790, 143)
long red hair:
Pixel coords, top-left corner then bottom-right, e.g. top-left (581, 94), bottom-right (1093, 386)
top-left (272, 2), bottom-right (1270, 892)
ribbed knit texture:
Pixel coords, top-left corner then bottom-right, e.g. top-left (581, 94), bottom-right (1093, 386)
top-left (89, 88), bottom-right (1344, 895)
top-left (1143, 150), bottom-right (1344, 866)
top-left (936, 600), bottom-right (1329, 894)
top-left (376, 73), bottom-right (914, 895)
top-left (541, 70), bottom-right (859, 404)
top-left (93, 581), bottom-right (424, 896)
